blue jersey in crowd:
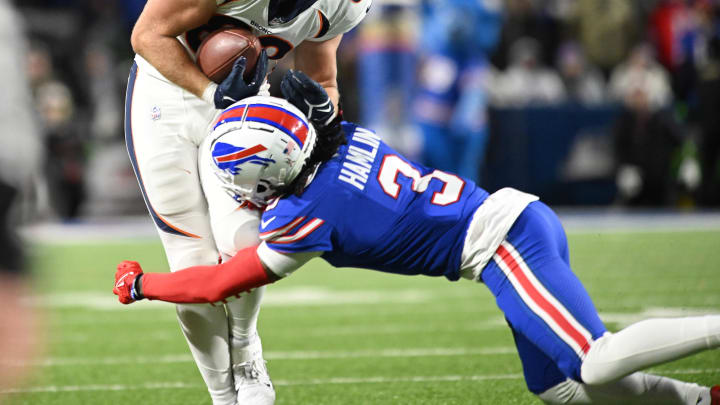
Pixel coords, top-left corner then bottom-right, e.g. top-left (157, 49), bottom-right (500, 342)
top-left (259, 123), bottom-right (489, 281)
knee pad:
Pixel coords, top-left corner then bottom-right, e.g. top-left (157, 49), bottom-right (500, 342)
top-left (213, 213), bottom-right (260, 256)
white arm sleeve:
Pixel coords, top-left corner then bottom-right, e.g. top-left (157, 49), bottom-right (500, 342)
top-left (257, 242), bottom-right (321, 278)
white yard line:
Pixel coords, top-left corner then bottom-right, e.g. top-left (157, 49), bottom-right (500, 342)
top-left (4, 369), bottom-right (720, 394)
top-left (2, 346), bottom-right (517, 367)
top-left (274, 373), bottom-right (524, 386)
top-left (1, 382), bottom-right (200, 394)
top-left (45, 320), bottom-right (508, 343)
top-left (20, 212), bottom-right (720, 245)
top-left (30, 288), bottom-right (443, 311)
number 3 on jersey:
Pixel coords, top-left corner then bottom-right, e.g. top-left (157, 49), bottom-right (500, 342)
top-left (378, 155), bottom-right (465, 206)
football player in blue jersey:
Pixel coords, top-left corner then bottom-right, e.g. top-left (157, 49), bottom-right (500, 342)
top-left (115, 71), bottom-right (720, 404)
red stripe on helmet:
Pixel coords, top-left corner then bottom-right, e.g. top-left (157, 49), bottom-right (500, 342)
top-left (246, 106), bottom-right (308, 146)
top-left (215, 144), bottom-right (267, 163)
top-left (215, 105), bottom-right (247, 127)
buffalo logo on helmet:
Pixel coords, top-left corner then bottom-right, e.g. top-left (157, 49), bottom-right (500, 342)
top-left (211, 142), bottom-right (276, 175)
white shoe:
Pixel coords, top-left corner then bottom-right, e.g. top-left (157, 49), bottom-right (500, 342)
top-left (234, 358), bottom-right (275, 405)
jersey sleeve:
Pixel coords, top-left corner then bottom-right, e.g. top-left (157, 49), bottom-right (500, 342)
top-left (259, 215), bottom-right (333, 253)
top-left (310, 0), bottom-right (372, 42)
top-left (259, 198), bottom-right (334, 253)
top-left (257, 242), bottom-right (321, 277)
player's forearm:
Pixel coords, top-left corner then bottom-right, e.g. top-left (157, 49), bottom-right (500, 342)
top-left (324, 85), bottom-right (340, 112)
top-left (132, 35), bottom-right (212, 99)
top-left (295, 36), bottom-right (342, 111)
top-left (131, 0), bottom-right (217, 99)
top-left (141, 246), bottom-right (279, 303)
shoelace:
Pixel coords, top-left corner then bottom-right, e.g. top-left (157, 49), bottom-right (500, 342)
top-left (236, 360), bottom-right (271, 386)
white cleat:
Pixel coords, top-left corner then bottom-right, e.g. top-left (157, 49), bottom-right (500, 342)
top-left (234, 358), bottom-right (275, 405)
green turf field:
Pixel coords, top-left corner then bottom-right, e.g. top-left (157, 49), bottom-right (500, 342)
top-left (4, 230), bottom-right (720, 404)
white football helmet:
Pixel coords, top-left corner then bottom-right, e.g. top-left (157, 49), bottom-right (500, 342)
top-left (207, 95), bottom-right (317, 206)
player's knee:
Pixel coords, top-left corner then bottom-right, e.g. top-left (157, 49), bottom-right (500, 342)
top-left (580, 333), bottom-right (621, 385)
top-left (144, 154), bottom-right (203, 217)
top-left (161, 235), bottom-right (219, 271)
top-left (536, 390), bottom-right (563, 404)
top-left (213, 210), bottom-right (260, 256)
top-left (581, 363), bottom-right (622, 386)
top-left (175, 303), bottom-right (226, 333)
top-left (537, 378), bottom-right (588, 404)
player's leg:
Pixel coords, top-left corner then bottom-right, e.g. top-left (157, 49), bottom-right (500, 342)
top-left (510, 318), bottom-right (710, 404)
top-left (551, 215), bottom-right (720, 384)
top-left (539, 373), bottom-right (714, 405)
top-left (126, 63), bottom-right (237, 405)
top-left (200, 140), bottom-right (274, 404)
top-left (508, 321), bottom-right (568, 395)
top-left (581, 316), bottom-right (720, 385)
top-left (226, 287), bottom-right (273, 404)
top-left (481, 201), bottom-right (720, 403)
top-left (481, 201), bottom-right (607, 383)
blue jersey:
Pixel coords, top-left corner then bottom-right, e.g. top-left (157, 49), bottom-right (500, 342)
top-left (259, 123), bottom-right (489, 280)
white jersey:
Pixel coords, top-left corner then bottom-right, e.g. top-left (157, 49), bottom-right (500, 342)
top-left (127, 2), bottom-right (370, 402)
top-left (179, 0), bottom-right (372, 60)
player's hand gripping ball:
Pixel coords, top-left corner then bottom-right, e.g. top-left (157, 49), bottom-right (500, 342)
top-left (196, 28), bottom-right (262, 83)
top-left (113, 261), bottom-right (144, 304)
top-left (196, 27), bottom-right (269, 109)
top-left (280, 70), bottom-right (336, 126)
top-left (212, 50), bottom-right (268, 109)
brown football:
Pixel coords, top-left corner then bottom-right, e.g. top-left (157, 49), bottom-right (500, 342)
top-left (196, 28), bottom-right (262, 84)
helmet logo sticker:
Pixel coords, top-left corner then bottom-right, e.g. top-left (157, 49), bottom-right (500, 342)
top-left (212, 143), bottom-right (275, 174)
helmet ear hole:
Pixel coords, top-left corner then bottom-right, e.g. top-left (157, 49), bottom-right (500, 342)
top-left (257, 184), bottom-right (267, 193)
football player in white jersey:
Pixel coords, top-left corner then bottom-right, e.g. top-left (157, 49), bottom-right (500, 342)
top-left (125, 0), bottom-right (370, 404)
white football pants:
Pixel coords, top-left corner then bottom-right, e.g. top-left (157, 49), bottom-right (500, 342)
top-left (126, 56), bottom-right (265, 405)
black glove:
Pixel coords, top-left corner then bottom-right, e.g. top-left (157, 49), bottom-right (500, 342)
top-left (214, 49), bottom-right (268, 109)
top-left (280, 69), bottom-right (336, 126)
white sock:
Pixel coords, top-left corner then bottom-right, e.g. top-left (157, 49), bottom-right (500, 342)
top-left (226, 286), bottom-right (265, 365)
top-left (175, 303), bottom-right (236, 405)
top-left (539, 374), bottom-right (709, 404)
top-left (581, 316), bottom-right (720, 385)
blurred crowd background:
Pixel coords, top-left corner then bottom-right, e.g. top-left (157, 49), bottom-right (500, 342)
top-left (7, 0), bottom-right (720, 224)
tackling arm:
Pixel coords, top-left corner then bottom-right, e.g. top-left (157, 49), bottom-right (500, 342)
top-left (114, 246), bottom-right (280, 304)
top-left (131, 0), bottom-right (216, 99)
top-left (293, 35), bottom-right (343, 111)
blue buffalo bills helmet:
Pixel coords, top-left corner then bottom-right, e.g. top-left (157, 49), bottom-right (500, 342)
top-left (208, 95), bottom-right (317, 206)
